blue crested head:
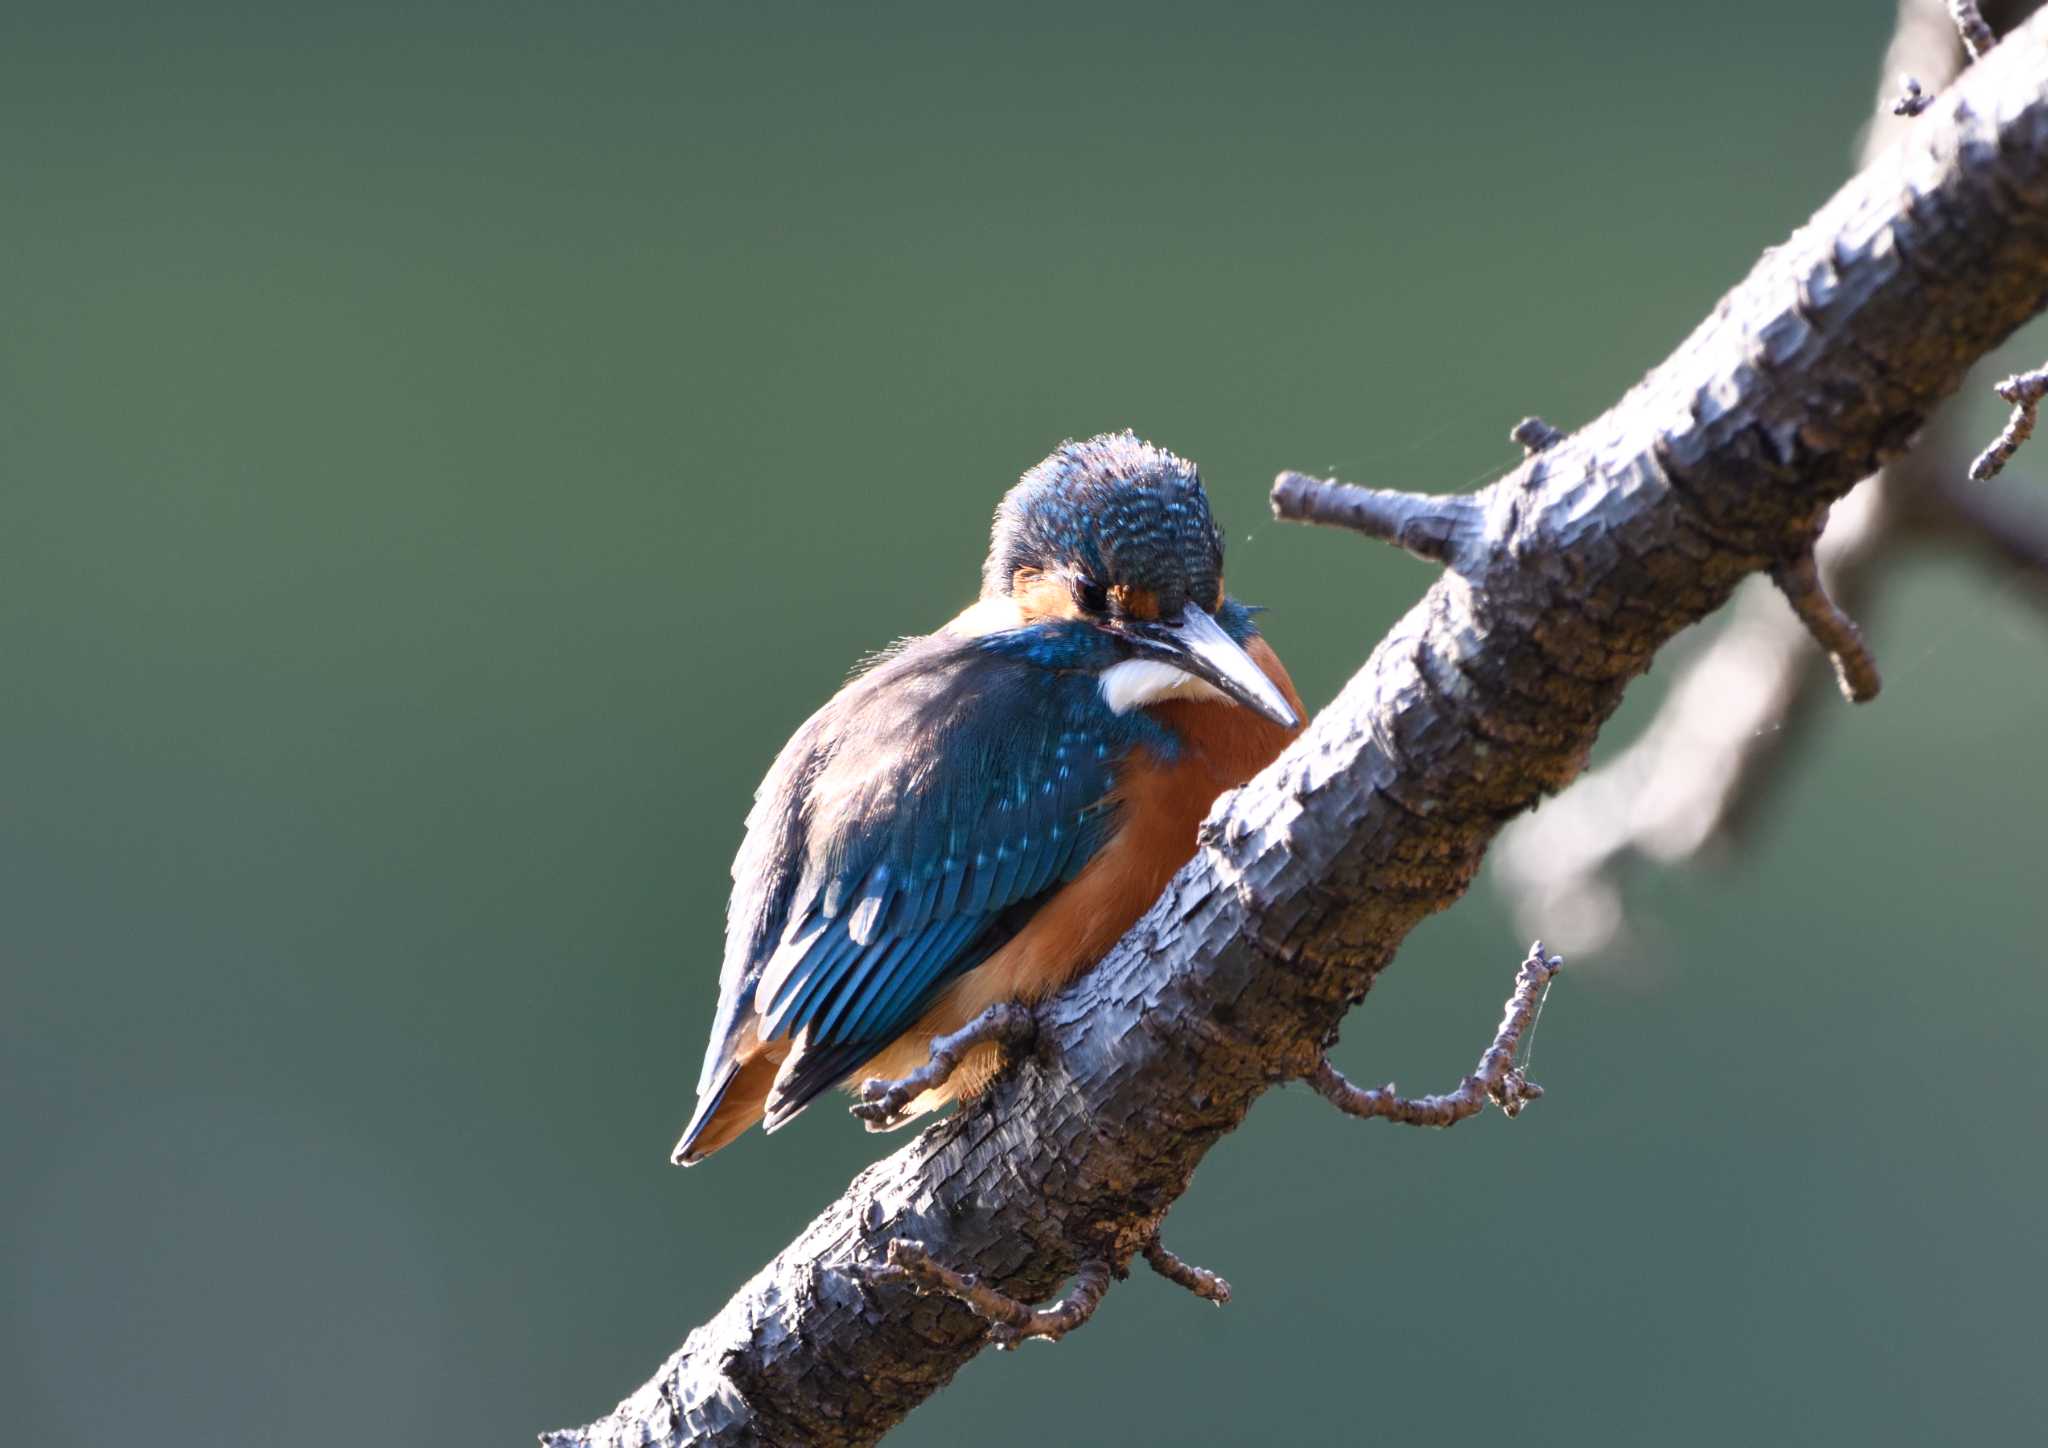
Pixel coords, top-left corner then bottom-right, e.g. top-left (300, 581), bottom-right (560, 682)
top-left (975, 432), bottom-right (1297, 729)
top-left (983, 431), bottom-right (1224, 620)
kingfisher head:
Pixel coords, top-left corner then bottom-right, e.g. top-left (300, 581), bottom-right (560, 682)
top-left (980, 432), bottom-right (1298, 728)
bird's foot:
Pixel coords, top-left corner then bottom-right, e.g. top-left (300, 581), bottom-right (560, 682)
top-left (850, 1001), bottom-right (1037, 1131)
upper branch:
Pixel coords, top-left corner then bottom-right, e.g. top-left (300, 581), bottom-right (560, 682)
top-left (1954, 1), bottom-right (2001, 58)
top-left (550, 23), bottom-right (2048, 1448)
top-left (1485, 0), bottom-right (2048, 953)
top-left (1270, 472), bottom-right (1488, 570)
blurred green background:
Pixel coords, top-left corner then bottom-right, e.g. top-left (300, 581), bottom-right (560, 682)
top-left (8, 2), bottom-right (2046, 1444)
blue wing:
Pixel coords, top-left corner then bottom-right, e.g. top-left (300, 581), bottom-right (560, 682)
top-left (688, 628), bottom-right (1165, 1133)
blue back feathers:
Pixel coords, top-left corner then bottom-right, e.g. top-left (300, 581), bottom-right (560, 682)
top-left (701, 628), bottom-right (1174, 1122)
top-left (689, 431), bottom-right (1252, 1133)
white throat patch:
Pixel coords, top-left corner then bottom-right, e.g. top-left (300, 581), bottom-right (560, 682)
top-left (1097, 659), bottom-right (1226, 714)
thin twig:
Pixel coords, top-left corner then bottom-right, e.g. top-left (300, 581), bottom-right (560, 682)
top-left (1306, 944), bottom-right (1561, 1127)
top-left (850, 1001), bottom-right (1036, 1128)
top-left (1894, 75), bottom-right (1934, 115)
top-left (1141, 1237), bottom-right (1232, 1305)
top-left (1511, 416), bottom-right (1566, 454)
top-left (1951, 0), bottom-right (1999, 58)
top-left (1969, 365), bottom-right (2048, 479)
top-left (1270, 471), bottom-right (1486, 569)
top-left (873, 1240), bottom-right (1112, 1348)
top-left (1769, 550), bottom-right (1883, 702)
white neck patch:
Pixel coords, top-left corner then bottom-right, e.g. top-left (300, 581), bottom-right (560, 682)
top-left (1098, 659), bottom-right (1226, 714)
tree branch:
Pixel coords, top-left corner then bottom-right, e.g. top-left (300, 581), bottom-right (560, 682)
top-left (1491, 0), bottom-right (2048, 954)
top-left (1269, 471), bottom-right (1487, 570)
top-left (1930, 468), bottom-right (2048, 597)
top-left (548, 19), bottom-right (2048, 1447)
top-left (1953, 0), bottom-right (2001, 58)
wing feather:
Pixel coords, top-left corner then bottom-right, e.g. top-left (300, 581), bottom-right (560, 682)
top-left (686, 630), bottom-right (1167, 1127)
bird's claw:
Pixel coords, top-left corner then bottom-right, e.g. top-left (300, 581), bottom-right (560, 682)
top-left (845, 1002), bottom-right (1037, 1133)
top-left (850, 1082), bottom-right (914, 1131)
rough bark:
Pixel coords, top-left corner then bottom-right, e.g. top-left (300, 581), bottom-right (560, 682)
top-left (548, 19), bottom-right (2048, 1447)
top-left (1491, 0), bottom-right (2048, 953)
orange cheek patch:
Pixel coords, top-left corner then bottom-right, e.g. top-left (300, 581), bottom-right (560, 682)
top-left (1010, 567), bottom-right (1085, 623)
top-left (1108, 584), bottom-right (1160, 621)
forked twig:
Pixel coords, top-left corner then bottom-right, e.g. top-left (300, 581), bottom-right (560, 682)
top-left (1306, 944), bottom-right (1562, 1127)
top-left (1969, 366), bottom-right (2048, 479)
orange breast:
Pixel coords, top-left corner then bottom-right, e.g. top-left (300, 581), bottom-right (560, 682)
top-left (858, 637), bottom-right (1306, 1105)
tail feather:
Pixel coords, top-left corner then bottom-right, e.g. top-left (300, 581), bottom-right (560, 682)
top-left (672, 1039), bottom-right (785, 1165)
top-left (764, 1037), bottom-right (883, 1133)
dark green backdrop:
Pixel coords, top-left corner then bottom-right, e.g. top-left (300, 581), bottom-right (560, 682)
top-left (8, 3), bottom-right (2045, 1444)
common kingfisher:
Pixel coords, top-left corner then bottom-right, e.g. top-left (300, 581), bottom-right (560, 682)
top-left (674, 432), bottom-right (1305, 1164)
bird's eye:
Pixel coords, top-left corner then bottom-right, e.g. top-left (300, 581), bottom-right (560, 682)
top-left (1075, 579), bottom-right (1109, 615)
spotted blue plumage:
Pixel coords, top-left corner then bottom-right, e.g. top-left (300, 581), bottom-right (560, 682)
top-left (985, 433), bottom-right (1224, 618)
top-left (678, 431), bottom-right (1272, 1156)
top-left (694, 626), bottom-right (1175, 1129)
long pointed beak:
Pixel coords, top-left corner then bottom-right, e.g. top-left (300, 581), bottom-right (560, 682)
top-left (1138, 605), bottom-right (1299, 728)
